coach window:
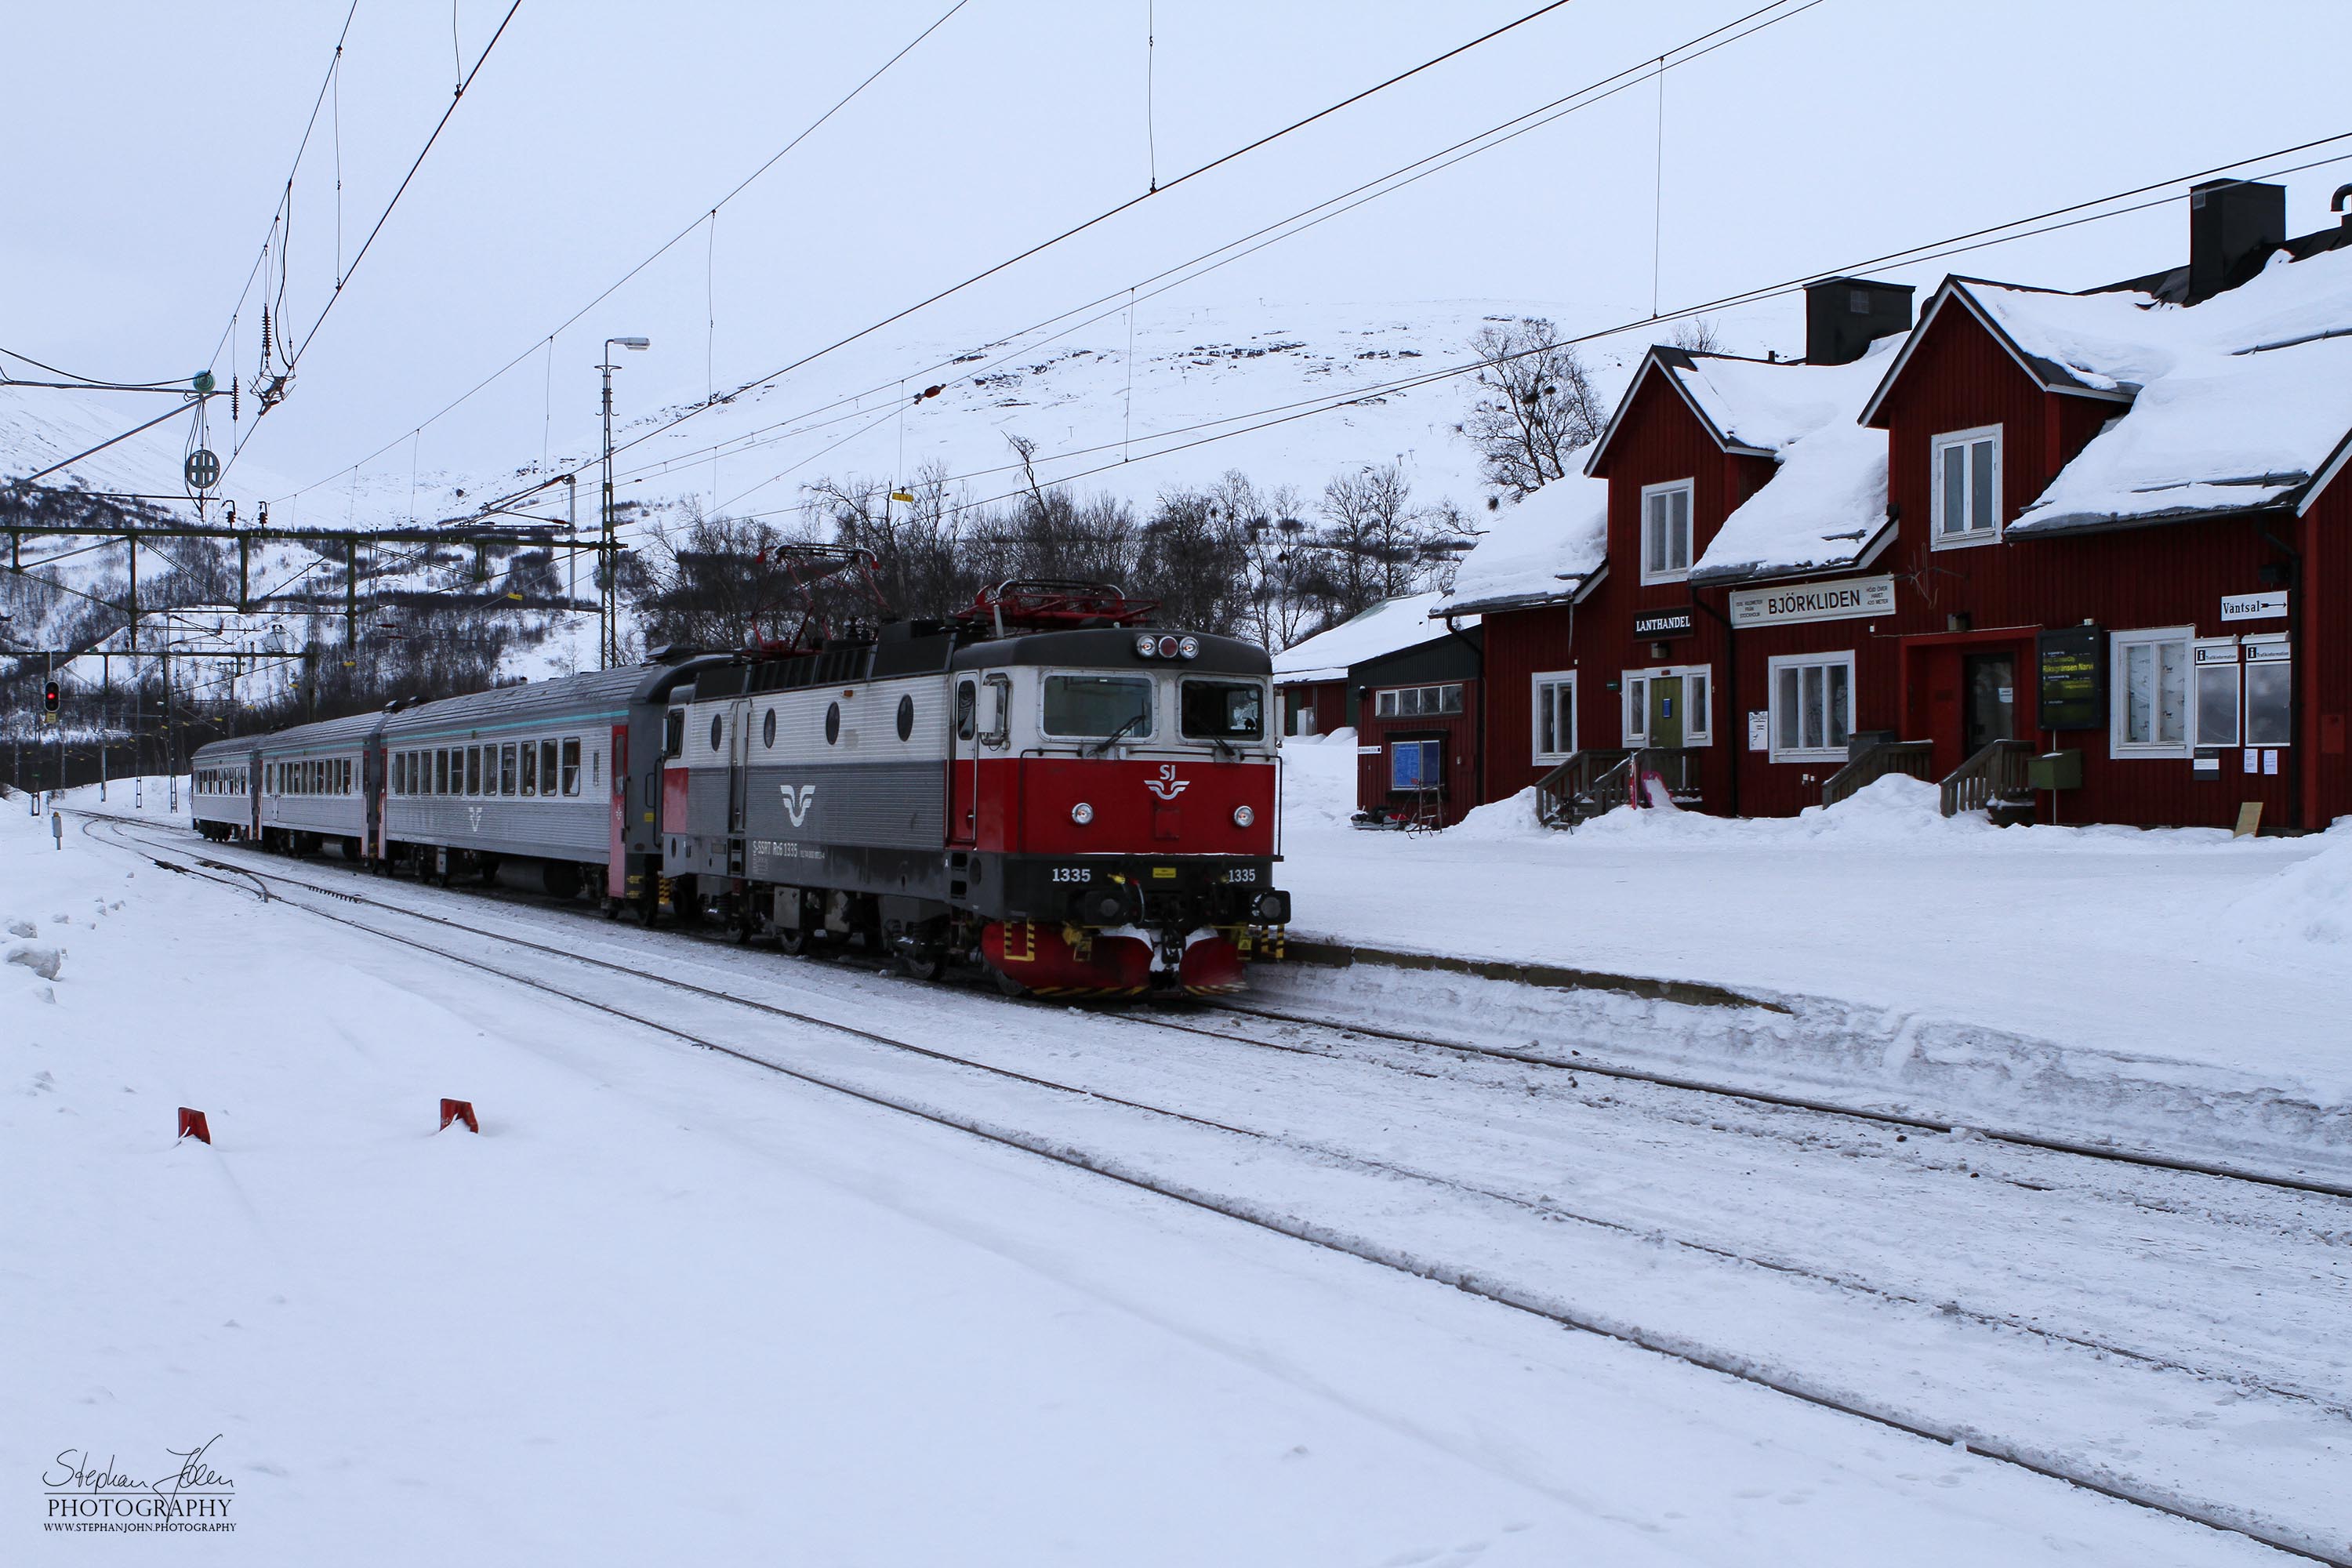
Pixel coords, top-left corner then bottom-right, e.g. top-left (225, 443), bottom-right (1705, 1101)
top-left (432, 750), bottom-right (446, 795)
top-left (663, 708), bottom-right (684, 759)
top-left (1043, 674), bottom-right (1153, 740)
top-left (500, 742), bottom-right (519, 796)
top-left (466, 746), bottom-right (482, 796)
top-left (561, 739), bottom-right (581, 795)
top-left (520, 742), bottom-right (538, 797)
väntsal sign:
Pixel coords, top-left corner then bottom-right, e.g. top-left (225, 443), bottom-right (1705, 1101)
top-left (1726, 574), bottom-right (1895, 629)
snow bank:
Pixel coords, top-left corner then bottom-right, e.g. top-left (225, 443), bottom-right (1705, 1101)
top-left (2229, 823), bottom-right (2352, 947)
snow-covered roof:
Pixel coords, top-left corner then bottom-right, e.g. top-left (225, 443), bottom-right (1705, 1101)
top-left (1438, 476), bottom-right (1607, 615)
top-left (1272, 592), bottom-right (1464, 684)
top-left (1864, 248), bottom-right (2352, 535)
top-left (1686, 342), bottom-right (1896, 586)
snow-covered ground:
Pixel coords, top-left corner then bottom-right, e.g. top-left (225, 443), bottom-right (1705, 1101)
top-left (9, 781), bottom-right (2343, 1563)
top-left (1276, 731), bottom-right (2352, 1174)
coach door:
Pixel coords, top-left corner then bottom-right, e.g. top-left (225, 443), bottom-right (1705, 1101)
top-left (948, 677), bottom-right (978, 844)
top-left (247, 752), bottom-right (263, 839)
top-left (726, 698), bottom-right (753, 836)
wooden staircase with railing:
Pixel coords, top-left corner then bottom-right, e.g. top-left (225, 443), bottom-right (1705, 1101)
top-left (1535, 748), bottom-right (1700, 829)
top-left (1820, 740), bottom-right (1935, 809)
top-left (1940, 739), bottom-right (2036, 823)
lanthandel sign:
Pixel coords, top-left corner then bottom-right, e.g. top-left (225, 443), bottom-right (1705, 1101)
top-left (1726, 574), bottom-right (1896, 629)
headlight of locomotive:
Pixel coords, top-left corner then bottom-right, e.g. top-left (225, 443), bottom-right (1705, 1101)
top-left (1177, 635), bottom-right (1200, 659)
top-left (1251, 891), bottom-right (1290, 924)
top-left (1232, 804), bottom-right (1254, 827)
top-left (1134, 633), bottom-right (1156, 658)
top-left (1071, 801), bottom-right (1094, 825)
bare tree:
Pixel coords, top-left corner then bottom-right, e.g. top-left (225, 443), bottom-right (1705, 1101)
top-left (1671, 316), bottom-right (1726, 354)
top-left (1457, 318), bottom-right (1605, 495)
top-left (1316, 462), bottom-right (1428, 616)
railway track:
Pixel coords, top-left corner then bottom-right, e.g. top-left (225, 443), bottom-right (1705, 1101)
top-left (79, 811), bottom-right (2352, 1565)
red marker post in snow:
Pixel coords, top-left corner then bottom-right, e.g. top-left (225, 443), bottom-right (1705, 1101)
top-left (438, 1098), bottom-right (478, 1134)
top-left (176, 1109), bottom-right (211, 1145)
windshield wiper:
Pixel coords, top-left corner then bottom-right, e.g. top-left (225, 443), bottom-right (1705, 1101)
top-left (1086, 712), bottom-right (1147, 757)
top-left (1205, 734), bottom-right (1239, 759)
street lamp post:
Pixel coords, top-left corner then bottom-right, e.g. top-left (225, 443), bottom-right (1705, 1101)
top-left (600, 336), bottom-right (652, 669)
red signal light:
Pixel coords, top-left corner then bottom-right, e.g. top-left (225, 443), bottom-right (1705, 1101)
top-left (43, 681), bottom-right (60, 713)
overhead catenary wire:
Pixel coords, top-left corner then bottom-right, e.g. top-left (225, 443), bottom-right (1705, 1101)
top-left (573, 0), bottom-right (1829, 526)
top-left (267, 0), bottom-right (977, 510)
top-left (695, 132), bottom-right (2352, 536)
top-left (574, 0), bottom-right (1823, 519)
top-left (470, 0), bottom-right (1596, 521)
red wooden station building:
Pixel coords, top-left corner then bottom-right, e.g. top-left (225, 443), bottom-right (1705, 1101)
top-left (1441, 178), bottom-right (2352, 833)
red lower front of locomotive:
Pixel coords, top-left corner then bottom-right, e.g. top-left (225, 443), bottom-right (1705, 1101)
top-left (967, 753), bottom-right (1286, 998)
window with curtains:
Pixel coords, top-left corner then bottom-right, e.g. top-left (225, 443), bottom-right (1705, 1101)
top-left (1531, 672), bottom-right (1577, 764)
top-left (1640, 480), bottom-right (1693, 584)
top-left (1766, 652), bottom-right (1855, 762)
top-left (2111, 627), bottom-right (2191, 757)
top-left (1930, 426), bottom-right (2002, 546)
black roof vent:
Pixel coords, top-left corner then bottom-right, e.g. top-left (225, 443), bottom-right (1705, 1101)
top-left (2188, 179), bottom-right (2285, 303)
top-left (1802, 277), bottom-right (1915, 366)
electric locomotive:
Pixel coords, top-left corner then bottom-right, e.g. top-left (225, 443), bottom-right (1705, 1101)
top-left (659, 579), bottom-right (1290, 996)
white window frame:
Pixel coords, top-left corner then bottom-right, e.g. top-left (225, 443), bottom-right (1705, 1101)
top-left (1531, 670), bottom-right (1577, 764)
top-left (2109, 626), bottom-right (2194, 759)
top-left (1374, 682), bottom-right (1464, 720)
top-left (1618, 664), bottom-right (1712, 748)
top-left (1929, 425), bottom-right (2003, 549)
top-left (1639, 479), bottom-right (1694, 586)
top-left (1766, 651), bottom-right (1857, 763)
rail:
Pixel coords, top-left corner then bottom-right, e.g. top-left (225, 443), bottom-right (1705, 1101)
top-left (1940, 739), bottom-right (2036, 819)
top-left (1820, 740), bottom-right (1935, 809)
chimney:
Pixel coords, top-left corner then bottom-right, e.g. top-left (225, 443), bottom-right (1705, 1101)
top-left (1803, 277), bottom-right (1915, 366)
top-left (2187, 179), bottom-right (2285, 303)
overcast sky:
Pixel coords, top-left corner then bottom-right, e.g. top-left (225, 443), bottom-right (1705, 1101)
top-left (9, 0), bottom-right (2352, 510)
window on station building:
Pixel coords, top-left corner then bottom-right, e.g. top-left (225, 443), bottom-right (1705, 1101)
top-left (1767, 652), bottom-right (1855, 762)
top-left (1373, 684), bottom-right (1462, 720)
top-left (1640, 480), bottom-right (1693, 584)
top-left (1531, 671), bottom-right (1577, 764)
top-left (2111, 627), bottom-right (2191, 757)
top-left (1930, 426), bottom-right (2002, 546)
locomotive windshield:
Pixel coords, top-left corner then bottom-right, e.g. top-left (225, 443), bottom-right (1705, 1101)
top-left (1043, 675), bottom-right (1154, 739)
top-left (1180, 679), bottom-right (1265, 741)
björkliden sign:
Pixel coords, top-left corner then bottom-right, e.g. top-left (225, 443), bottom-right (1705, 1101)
top-left (1727, 574), bottom-right (1895, 629)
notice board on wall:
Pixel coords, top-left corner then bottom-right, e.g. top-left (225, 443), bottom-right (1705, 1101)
top-left (2036, 626), bottom-right (2105, 731)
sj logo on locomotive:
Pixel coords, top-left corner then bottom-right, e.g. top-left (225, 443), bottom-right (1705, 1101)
top-left (779, 783), bottom-right (817, 827)
top-left (1145, 765), bottom-right (1189, 801)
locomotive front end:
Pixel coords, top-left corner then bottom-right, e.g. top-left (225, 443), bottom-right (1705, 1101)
top-left (953, 623), bottom-right (1288, 998)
